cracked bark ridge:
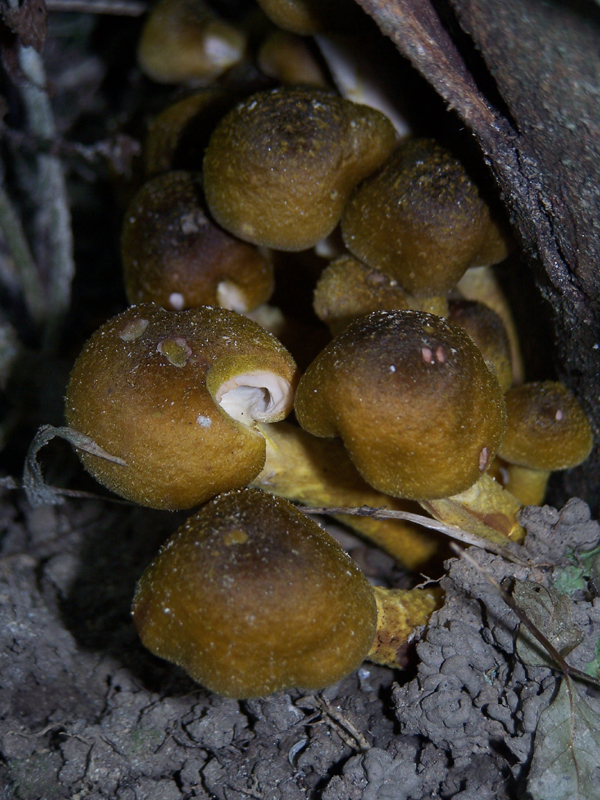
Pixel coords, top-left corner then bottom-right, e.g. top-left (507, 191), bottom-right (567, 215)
top-left (355, 0), bottom-right (600, 512)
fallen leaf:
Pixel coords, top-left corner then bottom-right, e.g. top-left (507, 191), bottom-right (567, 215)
top-left (528, 680), bottom-right (600, 800)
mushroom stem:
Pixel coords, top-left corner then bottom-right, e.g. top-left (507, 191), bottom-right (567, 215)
top-left (367, 585), bottom-right (442, 668)
top-left (420, 473), bottom-right (524, 544)
top-left (251, 421), bottom-right (440, 569)
top-left (501, 463), bottom-right (550, 507)
top-left (456, 265), bottom-right (524, 385)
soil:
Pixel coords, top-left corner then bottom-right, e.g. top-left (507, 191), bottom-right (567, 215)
top-left (1, 486), bottom-right (599, 799)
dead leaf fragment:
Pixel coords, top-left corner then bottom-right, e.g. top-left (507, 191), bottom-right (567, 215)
top-left (514, 581), bottom-right (584, 669)
top-left (528, 680), bottom-right (600, 800)
top-left (0, 0), bottom-right (47, 52)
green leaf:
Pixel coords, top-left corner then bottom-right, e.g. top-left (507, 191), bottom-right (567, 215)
top-left (553, 545), bottom-right (600, 596)
top-left (553, 565), bottom-right (587, 596)
top-left (528, 680), bottom-right (600, 800)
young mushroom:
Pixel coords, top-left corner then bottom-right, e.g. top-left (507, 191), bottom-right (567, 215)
top-left (341, 138), bottom-right (511, 299)
top-left (121, 171), bottom-right (274, 313)
top-left (144, 89), bottom-right (250, 178)
top-left (313, 255), bottom-right (447, 336)
top-left (203, 86), bottom-right (397, 251)
top-left (63, 303), bottom-right (436, 565)
top-left (257, 30), bottom-right (329, 87)
top-left (457, 265), bottom-right (524, 385)
top-left (496, 381), bottom-right (593, 505)
top-left (132, 487), bottom-right (440, 698)
top-left (295, 309), bottom-right (507, 500)
top-left (294, 309), bottom-right (523, 542)
top-left (254, 0), bottom-right (365, 35)
top-left (446, 298), bottom-right (513, 393)
top-left (64, 304), bottom-right (298, 509)
top-left (137, 0), bottom-right (246, 85)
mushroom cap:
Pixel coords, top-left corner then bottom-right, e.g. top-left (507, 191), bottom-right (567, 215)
top-left (203, 86), bottom-right (397, 251)
top-left (132, 488), bottom-right (377, 698)
top-left (255, 0), bottom-right (365, 35)
top-left (341, 139), bottom-right (510, 296)
top-left (144, 89), bottom-right (250, 177)
top-left (257, 30), bottom-right (328, 87)
top-left (122, 172), bottom-right (274, 312)
top-left (497, 381), bottom-right (593, 471)
top-left (64, 304), bottom-right (298, 509)
top-left (313, 254), bottom-right (447, 335)
top-left (137, 0), bottom-right (246, 85)
top-left (294, 309), bottom-right (507, 500)
top-left (313, 255), bottom-right (412, 334)
top-left (447, 298), bottom-right (513, 393)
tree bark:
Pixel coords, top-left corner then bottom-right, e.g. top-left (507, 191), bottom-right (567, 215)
top-left (356, 0), bottom-right (600, 511)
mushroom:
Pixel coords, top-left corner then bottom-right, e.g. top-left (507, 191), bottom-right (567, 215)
top-left (294, 309), bottom-right (523, 542)
top-left (64, 304), bottom-right (298, 509)
top-left (446, 298), bottom-right (513, 393)
top-left (137, 0), bottom-right (246, 85)
top-left (457, 265), bottom-right (524, 385)
top-left (341, 138), bottom-right (511, 298)
top-left (496, 381), bottom-right (593, 505)
top-left (257, 30), bottom-right (328, 87)
top-left (295, 309), bottom-right (506, 500)
top-left (313, 255), bottom-right (448, 335)
top-left (254, 0), bottom-right (364, 35)
top-left (203, 86), bottom-right (397, 251)
top-left (132, 487), bottom-right (440, 697)
top-left (121, 171), bottom-right (274, 313)
top-left (144, 88), bottom-right (251, 178)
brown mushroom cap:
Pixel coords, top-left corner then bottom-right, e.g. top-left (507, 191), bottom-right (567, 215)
top-left (497, 381), bottom-right (593, 470)
top-left (341, 139), bottom-right (510, 296)
top-left (144, 89), bottom-right (250, 177)
top-left (203, 87), bottom-right (397, 251)
top-left (132, 487), bottom-right (377, 698)
top-left (255, 0), bottom-right (365, 35)
top-left (137, 0), bottom-right (246, 85)
top-left (257, 30), bottom-right (328, 87)
top-left (447, 299), bottom-right (513, 393)
top-left (294, 309), bottom-right (507, 500)
top-left (122, 172), bottom-right (274, 312)
top-left (313, 254), bottom-right (447, 335)
top-left (64, 304), bottom-right (298, 509)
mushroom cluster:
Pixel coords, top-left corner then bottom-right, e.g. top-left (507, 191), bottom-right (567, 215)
top-left (55, 2), bottom-right (594, 698)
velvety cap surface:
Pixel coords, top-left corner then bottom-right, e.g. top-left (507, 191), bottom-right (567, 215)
top-left (498, 381), bottom-right (593, 470)
top-left (132, 488), bottom-right (377, 697)
top-left (295, 310), bottom-right (507, 499)
top-left (65, 304), bottom-right (297, 509)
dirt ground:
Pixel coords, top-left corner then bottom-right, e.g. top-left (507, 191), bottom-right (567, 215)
top-left (1, 485), bottom-right (599, 799)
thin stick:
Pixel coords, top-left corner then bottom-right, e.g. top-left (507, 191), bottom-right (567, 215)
top-left (46, 0), bottom-right (147, 14)
top-left (0, 165), bottom-right (46, 322)
top-left (16, 43), bottom-right (75, 350)
top-left (297, 504), bottom-right (529, 566)
top-left (451, 543), bottom-right (600, 688)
